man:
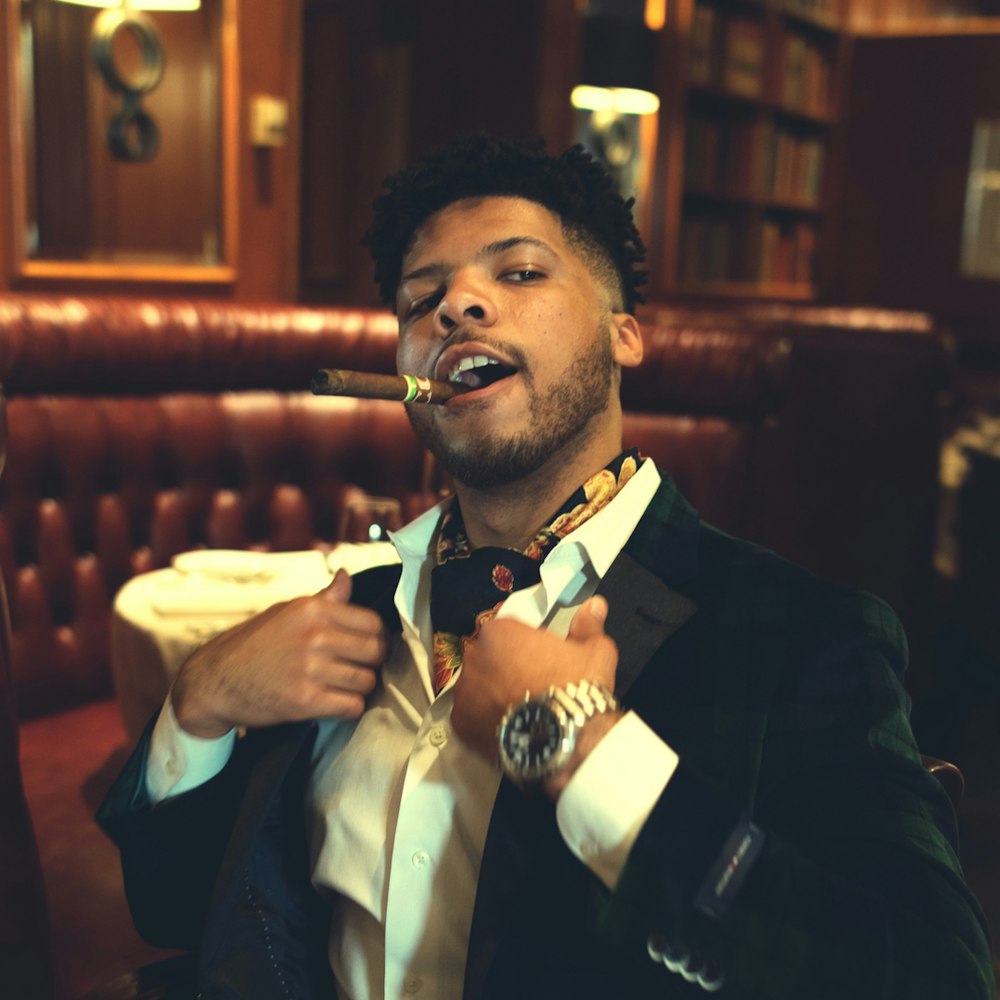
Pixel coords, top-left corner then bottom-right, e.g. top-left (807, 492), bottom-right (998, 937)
top-left (99, 135), bottom-right (994, 999)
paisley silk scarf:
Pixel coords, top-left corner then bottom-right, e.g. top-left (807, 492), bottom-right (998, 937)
top-left (429, 449), bottom-right (641, 695)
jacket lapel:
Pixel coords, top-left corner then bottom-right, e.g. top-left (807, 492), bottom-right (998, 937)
top-left (465, 476), bottom-right (701, 997)
top-left (598, 551), bottom-right (697, 699)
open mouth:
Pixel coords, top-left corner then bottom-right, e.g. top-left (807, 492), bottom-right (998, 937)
top-left (446, 355), bottom-right (517, 391)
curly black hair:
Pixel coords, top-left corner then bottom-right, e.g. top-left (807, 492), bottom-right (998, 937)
top-left (364, 134), bottom-right (648, 313)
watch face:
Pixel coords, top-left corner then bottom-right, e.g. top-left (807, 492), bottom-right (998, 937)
top-left (499, 700), bottom-right (570, 780)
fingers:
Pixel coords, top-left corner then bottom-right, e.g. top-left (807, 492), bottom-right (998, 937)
top-left (451, 599), bottom-right (619, 764)
top-left (321, 567), bottom-right (353, 604)
top-left (301, 657), bottom-right (378, 715)
top-left (567, 594), bottom-right (609, 641)
top-left (302, 688), bottom-right (368, 720)
top-left (296, 572), bottom-right (385, 650)
top-left (172, 570), bottom-right (390, 736)
top-left (308, 626), bottom-right (386, 674)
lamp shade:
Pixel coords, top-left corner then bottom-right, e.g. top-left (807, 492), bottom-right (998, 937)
top-left (580, 14), bottom-right (658, 95)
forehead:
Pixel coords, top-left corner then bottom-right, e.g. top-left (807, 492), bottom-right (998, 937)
top-left (402, 196), bottom-right (570, 268)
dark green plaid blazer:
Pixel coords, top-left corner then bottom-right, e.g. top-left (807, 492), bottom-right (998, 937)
top-left (99, 475), bottom-right (995, 999)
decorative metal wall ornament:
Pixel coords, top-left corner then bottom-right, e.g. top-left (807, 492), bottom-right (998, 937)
top-left (91, 8), bottom-right (165, 162)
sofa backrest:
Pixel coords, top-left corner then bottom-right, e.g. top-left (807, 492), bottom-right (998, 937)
top-left (0, 297), bottom-right (790, 719)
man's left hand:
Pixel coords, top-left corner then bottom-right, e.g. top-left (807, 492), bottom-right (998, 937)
top-left (450, 595), bottom-right (619, 767)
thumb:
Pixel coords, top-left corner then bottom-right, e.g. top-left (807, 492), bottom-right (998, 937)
top-left (568, 594), bottom-right (609, 641)
top-left (321, 567), bottom-right (353, 604)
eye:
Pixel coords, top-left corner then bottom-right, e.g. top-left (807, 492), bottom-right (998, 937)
top-left (503, 268), bottom-right (545, 283)
top-left (406, 289), bottom-right (444, 318)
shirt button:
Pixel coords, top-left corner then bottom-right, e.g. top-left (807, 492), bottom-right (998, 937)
top-left (164, 757), bottom-right (178, 777)
top-left (580, 840), bottom-right (598, 859)
top-left (411, 851), bottom-right (430, 870)
top-left (428, 725), bottom-right (447, 748)
top-left (403, 976), bottom-right (422, 993)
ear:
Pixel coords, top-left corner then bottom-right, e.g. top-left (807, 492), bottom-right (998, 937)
top-left (609, 313), bottom-right (643, 369)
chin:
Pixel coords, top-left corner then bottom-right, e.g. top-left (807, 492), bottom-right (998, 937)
top-left (429, 436), bottom-right (544, 491)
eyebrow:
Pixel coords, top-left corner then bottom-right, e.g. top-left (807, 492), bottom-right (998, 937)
top-left (399, 235), bottom-right (556, 285)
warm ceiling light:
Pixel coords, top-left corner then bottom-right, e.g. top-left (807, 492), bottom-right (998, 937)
top-left (644, 0), bottom-right (666, 31)
top-left (53, 1), bottom-right (202, 10)
top-left (571, 85), bottom-right (660, 116)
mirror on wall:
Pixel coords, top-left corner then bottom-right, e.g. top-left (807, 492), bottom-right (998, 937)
top-left (6, 0), bottom-right (237, 283)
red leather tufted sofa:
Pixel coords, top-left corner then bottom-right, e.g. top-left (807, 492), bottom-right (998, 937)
top-left (0, 296), bottom-right (949, 998)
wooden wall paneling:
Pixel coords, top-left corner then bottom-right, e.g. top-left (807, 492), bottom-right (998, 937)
top-left (829, 32), bottom-right (1000, 320)
top-left (299, 1), bottom-right (356, 299)
top-left (299, 0), bottom-right (410, 306)
top-left (812, 22), bottom-right (853, 300)
top-left (535, 0), bottom-right (580, 155)
top-left (649, 0), bottom-right (691, 299)
top-left (298, 0), bottom-right (581, 306)
top-left (234, 0), bottom-right (302, 301)
top-left (0, 0), bottom-right (12, 290)
top-left (28, 2), bottom-right (91, 258)
top-left (407, 0), bottom-right (540, 157)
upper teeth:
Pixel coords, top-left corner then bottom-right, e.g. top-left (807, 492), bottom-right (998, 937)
top-left (447, 355), bottom-right (501, 382)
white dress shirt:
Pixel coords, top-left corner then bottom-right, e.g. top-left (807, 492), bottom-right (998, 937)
top-left (145, 458), bottom-right (680, 999)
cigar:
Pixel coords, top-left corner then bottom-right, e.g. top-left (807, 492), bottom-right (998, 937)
top-left (311, 368), bottom-right (470, 405)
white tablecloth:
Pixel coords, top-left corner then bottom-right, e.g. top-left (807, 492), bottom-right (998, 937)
top-left (111, 544), bottom-right (400, 742)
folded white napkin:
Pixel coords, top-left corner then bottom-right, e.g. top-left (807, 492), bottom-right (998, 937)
top-left (325, 541), bottom-right (400, 575)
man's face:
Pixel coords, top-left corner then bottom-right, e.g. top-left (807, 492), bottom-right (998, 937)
top-left (395, 196), bottom-right (637, 490)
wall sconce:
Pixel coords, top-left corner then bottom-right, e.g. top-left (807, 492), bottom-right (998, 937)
top-left (53, 0), bottom-right (202, 163)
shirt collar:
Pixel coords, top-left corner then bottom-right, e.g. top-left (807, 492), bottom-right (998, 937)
top-left (545, 457), bottom-right (661, 578)
top-left (387, 458), bottom-right (662, 631)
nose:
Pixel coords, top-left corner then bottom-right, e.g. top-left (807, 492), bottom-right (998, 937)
top-left (433, 269), bottom-right (497, 337)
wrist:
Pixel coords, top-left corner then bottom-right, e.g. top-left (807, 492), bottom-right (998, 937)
top-left (497, 679), bottom-right (620, 793)
top-left (170, 657), bottom-right (235, 740)
top-left (543, 709), bottom-right (623, 800)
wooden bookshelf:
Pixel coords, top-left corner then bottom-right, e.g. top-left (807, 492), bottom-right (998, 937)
top-left (656, 0), bottom-right (847, 300)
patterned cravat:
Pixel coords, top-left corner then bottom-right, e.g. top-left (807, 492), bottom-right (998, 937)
top-left (429, 449), bottom-right (641, 695)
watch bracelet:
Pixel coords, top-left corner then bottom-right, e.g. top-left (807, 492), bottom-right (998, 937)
top-left (495, 679), bottom-right (621, 786)
top-left (549, 679), bottom-right (619, 727)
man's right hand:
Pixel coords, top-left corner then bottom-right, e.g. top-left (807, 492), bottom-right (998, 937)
top-left (170, 568), bottom-right (387, 739)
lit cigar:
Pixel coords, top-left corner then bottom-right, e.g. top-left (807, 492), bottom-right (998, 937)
top-left (311, 368), bottom-right (470, 405)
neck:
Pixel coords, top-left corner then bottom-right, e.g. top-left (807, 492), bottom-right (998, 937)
top-left (453, 433), bottom-right (624, 550)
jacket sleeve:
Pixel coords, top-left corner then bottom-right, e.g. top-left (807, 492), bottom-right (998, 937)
top-left (601, 585), bottom-right (994, 999)
top-left (95, 563), bottom-right (402, 953)
top-left (96, 716), bottom-right (296, 950)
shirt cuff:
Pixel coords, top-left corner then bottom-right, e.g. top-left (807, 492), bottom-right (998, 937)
top-left (556, 711), bottom-right (679, 890)
top-left (145, 696), bottom-right (236, 802)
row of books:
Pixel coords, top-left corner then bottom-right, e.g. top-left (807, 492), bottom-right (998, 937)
top-left (772, 0), bottom-right (839, 26)
top-left (690, 9), bottom-right (764, 95)
top-left (678, 215), bottom-right (817, 286)
top-left (684, 114), bottom-right (825, 206)
top-left (688, 4), bottom-right (832, 117)
top-left (778, 33), bottom-right (832, 117)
